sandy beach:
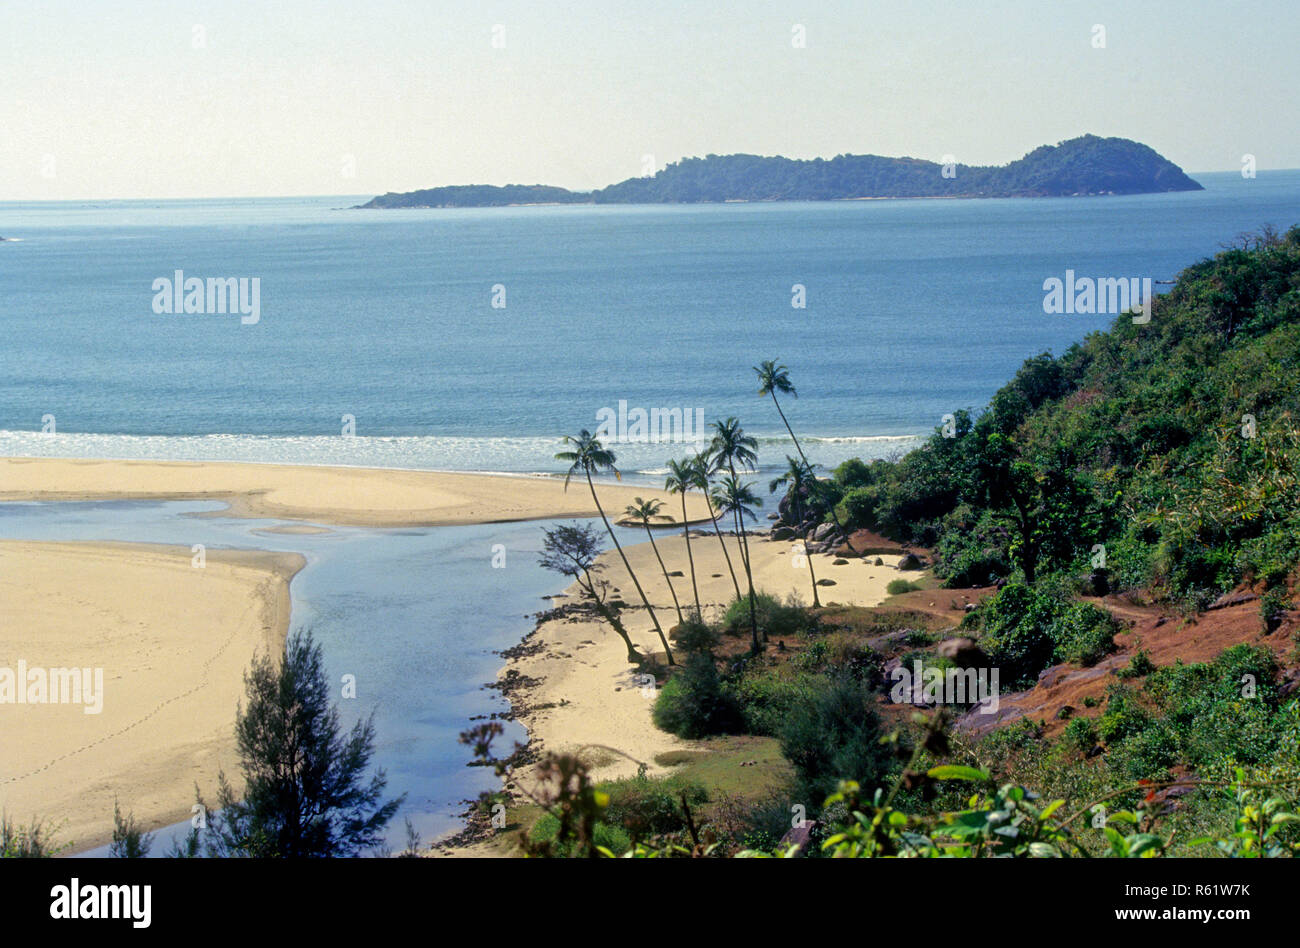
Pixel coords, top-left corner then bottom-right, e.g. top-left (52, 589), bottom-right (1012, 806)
top-left (0, 540), bottom-right (303, 853)
top-left (0, 456), bottom-right (714, 853)
top-left (0, 457), bottom-right (712, 527)
top-left (448, 529), bottom-right (911, 855)
top-left (0, 456), bottom-right (906, 856)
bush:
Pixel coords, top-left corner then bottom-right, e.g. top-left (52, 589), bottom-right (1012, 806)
top-left (978, 582), bottom-right (1120, 687)
top-left (1097, 684), bottom-right (1153, 745)
top-left (672, 614), bottom-right (720, 654)
top-left (778, 676), bottom-right (894, 805)
top-left (598, 773), bottom-right (708, 842)
top-left (1063, 717), bottom-right (1097, 754)
top-left (835, 485), bottom-right (882, 531)
top-left (886, 579), bottom-right (923, 595)
top-left (732, 669), bottom-right (819, 737)
top-left (528, 814), bottom-right (632, 856)
top-left (652, 651), bottom-right (742, 738)
top-left (979, 584), bottom-right (1059, 689)
top-left (1052, 602), bottom-right (1119, 666)
top-left (1110, 724), bottom-right (1177, 780)
top-left (1261, 586), bottom-right (1293, 634)
top-left (722, 591), bottom-right (816, 640)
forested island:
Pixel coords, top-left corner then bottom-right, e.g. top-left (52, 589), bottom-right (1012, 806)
top-left (358, 135), bottom-right (1202, 208)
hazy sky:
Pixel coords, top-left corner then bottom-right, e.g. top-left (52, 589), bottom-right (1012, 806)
top-left (3, 0), bottom-right (1296, 199)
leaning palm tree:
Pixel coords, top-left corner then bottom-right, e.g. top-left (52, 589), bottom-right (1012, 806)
top-left (771, 455), bottom-right (822, 607)
top-left (624, 497), bottom-right (684, 626)
top-left (664, 458), bottom-right (702, 618)
top-left (755, 359), bottom-right (857, 554)
top-left (690, 450), bottom-right (742, 601)
top-left (556, 430), bottom-right (674, 666)
top-left (711, 473), bottom-right (763, 653)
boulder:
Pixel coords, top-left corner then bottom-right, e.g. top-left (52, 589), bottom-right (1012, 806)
top-left (812, 523), bottom-right (836, 542)
top-left (777, 820), bottom-right (820, 857)
top-left (936, 637), bottom-right (989, 667)
top-left (771, 526), bottom-right (797, 541)
top-left (897, 552), bottom-right (925, 571)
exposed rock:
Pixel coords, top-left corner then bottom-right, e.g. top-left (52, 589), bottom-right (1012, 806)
top-left (1208, 591), bottom-right (1259, 610)
top-left (771, 526), bottom-right (797, 541)
top-left (897, 552), bottom-right (925, 571)
top-left (832, 558), bottom-right (849, 566)
top-left (936, 637), bottom-right (990, 667)
top-left (816, 578), bottom-right (836, 586)
top-left (777, 820), bottom-right (820, 857)
top-left (766, 512), bottom-right (780, 521)
top-left (812, 523), bottom-right (836, 542)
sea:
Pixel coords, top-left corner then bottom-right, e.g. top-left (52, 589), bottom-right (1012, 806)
top-left (2, 170), bottom-right (1299, 854)
top-left (5, 170), bottom-right (1300, 484)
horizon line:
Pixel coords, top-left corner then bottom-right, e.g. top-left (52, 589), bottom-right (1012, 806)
top-left (3, 167), bottom-right (1292, 206)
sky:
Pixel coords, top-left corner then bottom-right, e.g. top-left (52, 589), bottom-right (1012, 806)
top-left (2, 0), bottom-right (1297, 200)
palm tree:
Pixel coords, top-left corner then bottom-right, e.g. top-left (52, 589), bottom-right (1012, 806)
top-left (690, 450), bottom-right (742, 601)
top-left (556, 430), bottom-right (674, 666)
top-left (709, 417), bottom-right (760, 576)
top-left (664, 458), bottom-right (702, 618)
top-left (755, 359), bottom-right (857, 554)
top-left (771, 455), bottom-right (822, 607)
top-left (624, 497), bottom-right (684, 626)
top-left (711, 473), bottom-right (763, 653)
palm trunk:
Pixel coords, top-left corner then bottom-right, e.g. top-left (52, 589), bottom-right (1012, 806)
top-left (578, 567), bottom-right (642, 662)
top-left (680, 492), bottom-right (701, 618)
top-left (794, 491), bottom-right (821, 607)
top-left (644, 523), bottom-right (684, 625)
top-left (586, 471), bottom-right (674, 666)
top-left (729, 460), bottom-right (762, 653)
top-left (772, 393), bottom-right (858, 555)
top-left (707, 498), bottom-right (743, 601)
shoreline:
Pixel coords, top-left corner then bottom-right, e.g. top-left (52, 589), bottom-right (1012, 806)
top-left (433, 528), bottom-right (910, 856)
top-left (0, 457), bottom-right (713, 528)
top-left (0, 539), bottom-right (304, 854)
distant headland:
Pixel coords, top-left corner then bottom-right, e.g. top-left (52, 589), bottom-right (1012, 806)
top-left (357, 135), bottom-right (1203, 209)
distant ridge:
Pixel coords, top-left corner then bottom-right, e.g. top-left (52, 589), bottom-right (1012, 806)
top-left (358, 135), bottom-right (1203, 209)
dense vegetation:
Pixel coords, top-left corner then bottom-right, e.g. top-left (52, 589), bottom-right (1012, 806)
top-left (359, 135), bottom-right (1201, 208)
top-left (826, 225), bottom-right (1300, 613)
top-left (464, 225), bottom-right (1300, 859)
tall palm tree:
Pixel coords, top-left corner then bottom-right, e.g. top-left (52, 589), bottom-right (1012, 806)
top-left (771, 455), bottom-right (822, 607)
top-left (690, 450), bottom-right (742, 601)
top-left (624, 497), bottom-right (684, 626)
top-left (755, 359), bottom-right (857, 554)
top-left (556, 430), bottom-right (674, 666)
top-left (709, 417), bottom-right (761, 585)
top-left (711, 473), bottom-right (763, 653)
top-left (664, 458), bottom-right (702, 618)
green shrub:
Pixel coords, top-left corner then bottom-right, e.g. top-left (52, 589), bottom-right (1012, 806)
top-left (722, 591), bottom-right (815, 640)
top-left (886, 579), bottom-right (923, 595)
top-left (778, 676), bottom-right (894, 805)
top-left (732, 669), bottom-right (820, 737)
top-left (598, 773), bottom-right (708, 842)
top-left (1097, 684), bottom-right (1153, 745)
top-left (651, 651), bottom-right (742, 738)
top-left (528, 814), bottom-right (632, 856)
top-left (979, 583), bottom-right (1059, 689)
top-left (1062, 717), bottom-right (1097, 754)
top-left (1110, 724), bottom-right (1177, 780)
top-left (672, 614), bottom-right (721, 654)
top-left (1261, 586), bottom-right (1294, 634)
top-left (1053, 602), bottom-right (1120, 666)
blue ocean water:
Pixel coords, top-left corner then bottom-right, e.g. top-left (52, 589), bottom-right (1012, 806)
top-left (4, 171), bottom-right (1299, 483)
